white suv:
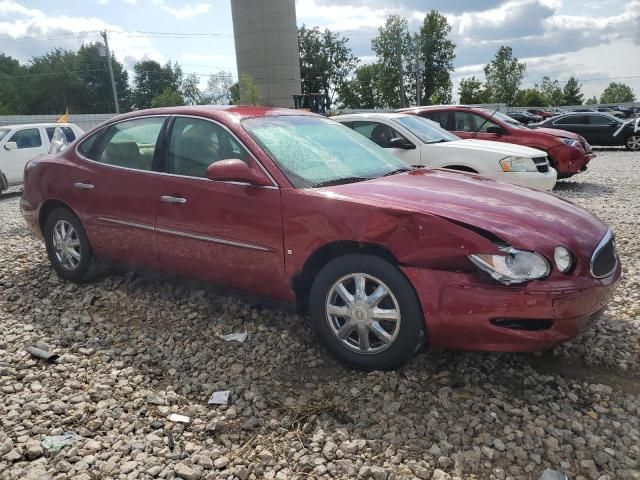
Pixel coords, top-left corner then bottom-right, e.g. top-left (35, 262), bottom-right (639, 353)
top-left (335, 113), bottom-right (557, 190)
top-left (0, 123), bottom-right (84, 193)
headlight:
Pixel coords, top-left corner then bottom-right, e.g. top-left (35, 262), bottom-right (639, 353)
top-left (561, 138), bottom-right (580, 148)
top-left (499, 156), bottom-right (538, 172)
top-left (554, 246), bottom-right (575, 273)
top-left (469, 247), bottom-right (550, 285)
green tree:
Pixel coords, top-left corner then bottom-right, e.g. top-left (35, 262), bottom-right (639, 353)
top-left (132, 60), bottom-right (183, 109)
top-left (600, 82), bottom-right (636, 103)
top-left (562, 76), bottom-right (583, 105)
top-left (0, 54), bottom-right (25, 114)
top-left (181, 73), bottom-right (202, 105)
top-left (458, 76), bottom-right (489, 104)
top-left (151, 87), bottom-right (184, 107)
top-left (483, 46), bottom-right (526, 105)
top-left (539, 76), bottom-right (563, 106)
top-left (200, 71), bottom-right (235, 105)
top-left (76, 43), bottom-right (130, 112)
top-left (585, 95), bottom-right (598, 105)
top-left (514, 88), bottom-right (548, 107)
top-left (239, 73), bottom-right (261, 105)
top-left (415, 10), bottom-right (456, 105)
top-left (338, 63), bottom-right (386, 109)
top-left (298, 25), bottom-right (359, 109)
top-left (371, 15), bottom-right (414, 108)
top-left (229, 82), bottom-right (240, 105)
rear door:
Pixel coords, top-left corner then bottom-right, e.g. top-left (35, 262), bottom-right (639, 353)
top-left (1, 127), bottom-right (47, 183)
top-left (72, 116), bottom-right (166, 268)
top-left (154, 115), bottom-right (286, 299)
top-left (551, 115), bottom-right (589, 139)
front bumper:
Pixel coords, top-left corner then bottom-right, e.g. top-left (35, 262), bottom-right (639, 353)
top-left (401, 264), bottom-right (621, 352)
top-left (549, 145), bottom-right (594, 177)
top-left (504, 169), bottom-right (557, 191)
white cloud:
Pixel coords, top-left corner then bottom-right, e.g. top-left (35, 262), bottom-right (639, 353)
top-left (150, 0), bottom-right (211, 19)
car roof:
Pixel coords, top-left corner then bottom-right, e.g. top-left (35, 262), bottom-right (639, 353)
top-left (396, 105), bottom-right (471, 113)
top-left (0, 123), bottom-right (77, 129)
top-left (335, 112), bottom-right (409, 120)
top-left (109, 105), bottom-right (318, 124)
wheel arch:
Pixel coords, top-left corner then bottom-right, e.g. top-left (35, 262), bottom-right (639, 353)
top-left (39, 199), bottom-right (81, 235)
top-left (291, 241), bottom-right (399, 314)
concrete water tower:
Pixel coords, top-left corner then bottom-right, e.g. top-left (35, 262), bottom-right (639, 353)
top-left (231, 0), bottom-right (302, 107)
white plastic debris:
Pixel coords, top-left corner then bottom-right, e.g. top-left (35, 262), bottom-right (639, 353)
top-left (540, 469), bottom-right (568, 480)
top-left (41, 432), bottom-right (80, 453)
top-left (167, 413), bottom-right (190, 424)
top-left (208, 390), bottom-right (230, 405)
top-left (218, 331), bottom-right (248, 343)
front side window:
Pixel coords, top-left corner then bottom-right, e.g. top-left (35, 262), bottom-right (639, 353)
top-left (242, 116), bottom-right (407, 189)
top-left (8, 128), bottom-right (42, 149)
top-left (46, 126), bottom-right (76, 142)
top-left (392, 116), bottom-right (459, 143)
top-left (454, 112), bottom-right (502, 132)
top-left (168, 117), bottom-right (250, 178)
top-left (95, 117), bottom-right (165, 171)
top-left (351, 121), bottom-right (408, 148)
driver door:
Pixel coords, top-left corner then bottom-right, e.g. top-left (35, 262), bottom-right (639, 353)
top-left (155, 116), bottom-right (286, 299)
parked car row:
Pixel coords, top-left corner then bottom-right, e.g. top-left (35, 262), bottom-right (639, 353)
top-left (20, 105), bottom-right (621, 370)
top-left (0, 123), bottom-right (83, 193)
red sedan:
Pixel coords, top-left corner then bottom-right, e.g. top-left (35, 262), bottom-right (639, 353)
top-left (398, 105), bottom-right (595, 179)
top-left (21, 106), bottom-right (621, 370)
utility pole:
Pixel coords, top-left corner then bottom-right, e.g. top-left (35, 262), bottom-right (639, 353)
top-left (100, 31), bottom-right (120, 114)
top-left (413, 59), bottom-right (424, 106)
top-left (397, 36), bottom-right (405, 108)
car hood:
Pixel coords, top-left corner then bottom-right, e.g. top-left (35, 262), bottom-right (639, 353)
top-left (439, 139), bottom-right (546, 157)
top-left (325, 168), bottom-right (607, 255)
top-left (530, 126), bottom-right (582, 140)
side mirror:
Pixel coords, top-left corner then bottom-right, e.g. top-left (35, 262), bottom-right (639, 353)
top-left (486, 126), bottom-right (504, 135)
top-left (388, 137), bottom-right (416, 150)
top-left (4, 141), bottom-right (17, 151)
top-left (205, 159), bottom-right (273, 187)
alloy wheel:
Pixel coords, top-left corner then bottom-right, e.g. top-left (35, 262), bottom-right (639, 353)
top-left (52, 220), bottom-right (81, 270)
top-left (325, 273), bottom-right (401, 354)
top-left (627, 135), bottom-right (640, 151)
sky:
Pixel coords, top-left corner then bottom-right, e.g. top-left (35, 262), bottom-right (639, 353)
top-left (1, 0), bottom-right (639, 102)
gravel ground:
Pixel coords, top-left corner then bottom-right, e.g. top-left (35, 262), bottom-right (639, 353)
top-left (1, 149), bottom-right (639, 480)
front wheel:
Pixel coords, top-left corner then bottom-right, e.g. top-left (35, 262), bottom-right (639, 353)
top-left (625, 134), bottom-right (640, 151)
top-left (309, 254), bottom-right (425, 371)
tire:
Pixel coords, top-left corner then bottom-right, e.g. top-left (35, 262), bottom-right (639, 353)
top-left (625, 134), bottom-right (640, 151)
top-left (43, 207), bottom-right (104, 283)
top-left (309, 254), bottom-right (425, 371)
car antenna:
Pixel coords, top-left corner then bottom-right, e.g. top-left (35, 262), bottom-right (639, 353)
top-left (471, 107), bottom-right (499, 140)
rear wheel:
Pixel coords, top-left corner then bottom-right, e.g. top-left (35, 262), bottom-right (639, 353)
top-left (44, 208), bottom-right (103, 283)
top-left (309, 254), bottom-right (425, 371)
top-left (625, 134), bottom-right (640, 151)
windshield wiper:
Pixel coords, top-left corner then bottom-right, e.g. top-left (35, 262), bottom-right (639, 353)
top-left (425, 139), bottom-right (448, 144)
top-left (383, 168), bottom-right (412, 177)
top-left (471, 107), bottom-right (499, 139)
top-left (310, 176), bottom-right (371, 188)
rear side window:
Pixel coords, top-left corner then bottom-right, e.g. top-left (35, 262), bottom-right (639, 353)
top-left (46, 126), bottom-right (76, 142)
top-left (94, 117), bottom-right (165, 171)
top-left (8, 128), bottom-right (42, 149)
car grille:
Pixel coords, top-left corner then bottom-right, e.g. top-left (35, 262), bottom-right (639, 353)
top-left (590, 231), bottom-right (618, 278)
top-left (532, 156), bottom-right (549, 173)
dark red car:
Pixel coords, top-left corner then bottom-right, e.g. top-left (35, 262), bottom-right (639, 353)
top-left (21, 106), bottom-right (621, 370)
top-left (399, 106), bottom-right (594, 178)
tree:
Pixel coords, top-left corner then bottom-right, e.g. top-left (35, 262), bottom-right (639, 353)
top-left (229, 82), bottom-right (240, 105)
top-left (514, 88), bottom-right (548, 107)
top-left (458, 76), bottom-right (489, 104)
top-left (200, 71), bottom-right (235, 105)
top-left (415, 10), bottom-right (456, 105)
top-left (239, 73), bottom-right (260, 105)
top-left (132, 60), bottom-right (183, 109)
top-left (298, 25), bottom-right (359, 109)
top-left (585, 95), bottom-right (598, 105)
top-left (600, 82), bottom-right (636, 103)
top-left (339, 63), bottom-right (386, 109)
top-left (539, 76), bottom-right (563, 106)
top-left (562, 76), bottom-right (583, 105)
top-left (371, 15), bottom-right (414, 108)
top-left (151, 87), bottom-right (184, 107)
top-left (181, 73), bottom-right (202, 105)
top-left (0, 54), bottom-right (25, 114)
top-left (483, 46), bottom-right (526, 105)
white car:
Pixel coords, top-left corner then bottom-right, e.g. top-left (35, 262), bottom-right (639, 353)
top-left (335, 113), bottom-right (557, 190)
top-left (0, 123), bottom-right (84, 193)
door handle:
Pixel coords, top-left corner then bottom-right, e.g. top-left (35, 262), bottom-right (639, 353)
top-left (73, 182), bottom-right (94, 190)
top-left (160, 195), bottom-right (187, 204)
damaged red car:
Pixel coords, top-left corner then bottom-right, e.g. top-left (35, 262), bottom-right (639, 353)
top-left (21, 106), bottom-right (621, 370)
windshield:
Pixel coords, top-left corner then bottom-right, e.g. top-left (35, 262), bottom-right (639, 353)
top-left (392, 115), bottom-right (459, 143)
top-left (0, 128), bottom-right (10, 142)
top-left (242, 116), bottom-right (408, 188)
top-left (481, 109), bottom-right (529, 129)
